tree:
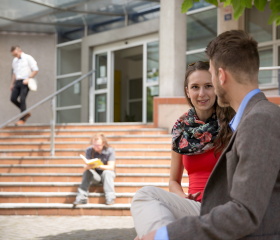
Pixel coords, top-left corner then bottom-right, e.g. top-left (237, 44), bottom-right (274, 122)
top-left (181, 0), bottom-right (280, 25)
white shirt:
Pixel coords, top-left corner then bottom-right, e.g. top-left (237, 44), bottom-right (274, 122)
top-left (12, 52), bottom-right (39, 80)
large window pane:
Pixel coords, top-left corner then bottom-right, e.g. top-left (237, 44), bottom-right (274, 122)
top-left (277, 25), bottom-right (280, 40)
top-left (186, 52), bottom-right (208, 66)
top-left (147, 42), bottom-right (159, 84)
top-left (146, 41), bottom-right (159, 122)
top-left (95, 53), bottom-right (108, 90)
top-left (187, 8), bottom-right (217, 51)
top-left (57, 108), bottom-right (81, 124)
top-left (245, 5), bottom-right (272, 43)
top-left (147, 85), bottom-right (159, 122)
top-left (57, 76), bottom-right (81, 107)
top-left (259, 48), bottom-right (273, 84)
top-left (57, 42), bottom-right (81, 75)
top-left (95, 94), bottom-right (107, 122)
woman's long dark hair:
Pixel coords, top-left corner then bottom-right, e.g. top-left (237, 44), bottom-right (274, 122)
top-left (184, 61), bottom-right (235, 154)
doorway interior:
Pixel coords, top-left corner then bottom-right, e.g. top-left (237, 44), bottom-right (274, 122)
top-left (113, 46), bottom-right (143, 122)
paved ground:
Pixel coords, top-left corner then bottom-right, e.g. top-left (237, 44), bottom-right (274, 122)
top-left (0, 216), bottom-right (136, 240)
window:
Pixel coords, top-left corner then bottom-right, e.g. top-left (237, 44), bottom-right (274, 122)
top-left (246, 5), bottom-right (280, 87)
top-left (187, 7), bottom-right (217, 51)
top-left (245, 5), bottom-right (272, 43)
top-left (57, 42), bottom-right (81, 75)
top-left (186, 7), bottom-right (217, 66)
top-left (56, 40), bottom-right (82, 123)
top-left (146, 41), bottom-right (159, 122)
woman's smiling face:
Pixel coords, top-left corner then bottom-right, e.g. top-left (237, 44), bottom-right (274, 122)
top-left (185, 70), bottom-right (216, 121)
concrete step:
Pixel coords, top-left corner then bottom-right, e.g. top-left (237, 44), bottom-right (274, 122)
top-left (0, 135), bottom-right (171, 143)
top-left (3, 122), bottom-right (156, 131)
top-left (0, 203), bottom-right (132, 216)
top-left (0, 141), bottom-right (171, 150)
top-left (0, 173), bottom-right (181, 182)
top-left (0, 156), bottom-right (171, 165)
top-left (0, 164), bottom-right (171, 174)
top-left (0, 128), bottom-right (168, 137)
top-left (0, 182), bottom-right (189, 193)
top-left (0, 149), bottom-right (171, 157)
top-left (0, 192), bottom-right (135, 204)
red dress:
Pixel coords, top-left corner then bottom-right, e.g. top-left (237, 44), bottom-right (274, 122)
top-left (182, 148), bottom-right (219, 202)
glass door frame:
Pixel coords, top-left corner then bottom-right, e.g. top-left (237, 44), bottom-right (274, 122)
top-left (90, 36), bottom-right (158, 123)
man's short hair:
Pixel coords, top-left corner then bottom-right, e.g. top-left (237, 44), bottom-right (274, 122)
top-left (205, 30), bottom-right (259, 82)
top-left (10, 46), bottom-right (20, 52)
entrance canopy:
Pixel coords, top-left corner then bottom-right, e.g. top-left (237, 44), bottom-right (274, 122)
top-left (0, 0), bottom-right (160, 42)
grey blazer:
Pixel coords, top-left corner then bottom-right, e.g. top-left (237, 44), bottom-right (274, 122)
top-left (167, 92), bottom-right (280, 239)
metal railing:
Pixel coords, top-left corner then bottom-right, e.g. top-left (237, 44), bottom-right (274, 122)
top-left (0, 70), bottom-right (94, 156)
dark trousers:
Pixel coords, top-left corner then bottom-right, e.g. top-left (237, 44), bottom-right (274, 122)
top-left (10, 80), bottom-right (29, 120)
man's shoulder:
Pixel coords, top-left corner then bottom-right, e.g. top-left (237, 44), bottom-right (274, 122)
top-left (242, 96), bottom-right (280, 128)
top-left (22, 52), bottom-right (36, 60)
top-left (253, 96), bottom-right (280, 115)
top-left (247, 92), bottom-right (280, 114)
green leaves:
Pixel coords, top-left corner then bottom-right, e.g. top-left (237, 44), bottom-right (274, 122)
top-left (181, 0), bottom-right (280, 25)
top-left (181, 0), bottom-right (194, 13)
top-left (254, 0), bottom-right (267, 11)
top-left (269, 0), bottom-right (280, 24)
top-left (231, 0), bottom-right (245, 19)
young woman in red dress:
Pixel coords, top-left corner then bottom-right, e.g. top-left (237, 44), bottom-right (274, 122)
top-left (170, 61), bottom-right (234, 202)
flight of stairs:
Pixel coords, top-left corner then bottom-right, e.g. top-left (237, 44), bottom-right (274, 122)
top-left (0, 123), bottom-right (189, 216)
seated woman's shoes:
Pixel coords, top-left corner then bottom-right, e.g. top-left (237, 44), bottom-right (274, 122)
top-left (73, 199), bottom-right (87, 205)
top-left (106, 199), bottom-right (115, 205)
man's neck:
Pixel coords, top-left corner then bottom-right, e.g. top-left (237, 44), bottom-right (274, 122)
top-left (230, 85), bottom-right (258, 112)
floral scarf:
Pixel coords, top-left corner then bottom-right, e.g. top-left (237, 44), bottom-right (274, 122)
top-left (171, 108), bottom-right (219, 155)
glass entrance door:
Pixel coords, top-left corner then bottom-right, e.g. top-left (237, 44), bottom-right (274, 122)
top-left (91, 38), bottom-right (159, 123)
top-left (92, 52), bottom-right (109, 123)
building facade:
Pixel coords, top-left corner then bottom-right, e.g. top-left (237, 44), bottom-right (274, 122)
top-left (0, 0), bottom-right (279, 128)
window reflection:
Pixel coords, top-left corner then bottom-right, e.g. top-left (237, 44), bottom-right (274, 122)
top-left (147, 41), bottom-right (159, 122)
top-left (245, 5), bottom-right (272, 43)
top-left (95, 53), bottom-right (108, 90)
top-left (57, 42), bottom-right (81, 75)
top-left (187, 8), bottom-right (217, 51)
top-left (259, 48), bottom-right (273, 84)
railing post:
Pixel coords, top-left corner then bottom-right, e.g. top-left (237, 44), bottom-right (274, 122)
top-left (50, 97), bottom-right (56, 156)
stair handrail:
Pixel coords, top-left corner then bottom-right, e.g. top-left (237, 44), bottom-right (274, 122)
top-left (0, 70), bottom-right (94, 156)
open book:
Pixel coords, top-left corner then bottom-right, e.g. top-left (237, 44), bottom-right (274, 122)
top-left (80, 154), bottom-right (103, 168)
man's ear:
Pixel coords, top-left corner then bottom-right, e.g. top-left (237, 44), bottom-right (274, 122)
top-left (218, 68), bottom-right (226, 86)
top-left (185, 87), bottom-right (190, 98)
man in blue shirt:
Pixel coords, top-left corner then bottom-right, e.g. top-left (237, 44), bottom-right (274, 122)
top-left (131, 30), bottom-right (280, 239)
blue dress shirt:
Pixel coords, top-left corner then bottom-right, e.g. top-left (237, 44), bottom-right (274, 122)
top-left (155, 89), bottom-right (261, 240)
top-left (229, 89), bottom-right (260, 131)
top-left (155, 226), bottom-right (168, 240)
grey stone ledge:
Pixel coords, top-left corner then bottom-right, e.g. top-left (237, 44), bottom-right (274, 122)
top-left (0, 164), bottom-right (170, 168)
top-left (0, 203), bottom-right (131, 209)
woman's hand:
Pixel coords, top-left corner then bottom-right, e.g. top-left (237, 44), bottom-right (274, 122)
top-left (186, 192), bottom-right (201, 201)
